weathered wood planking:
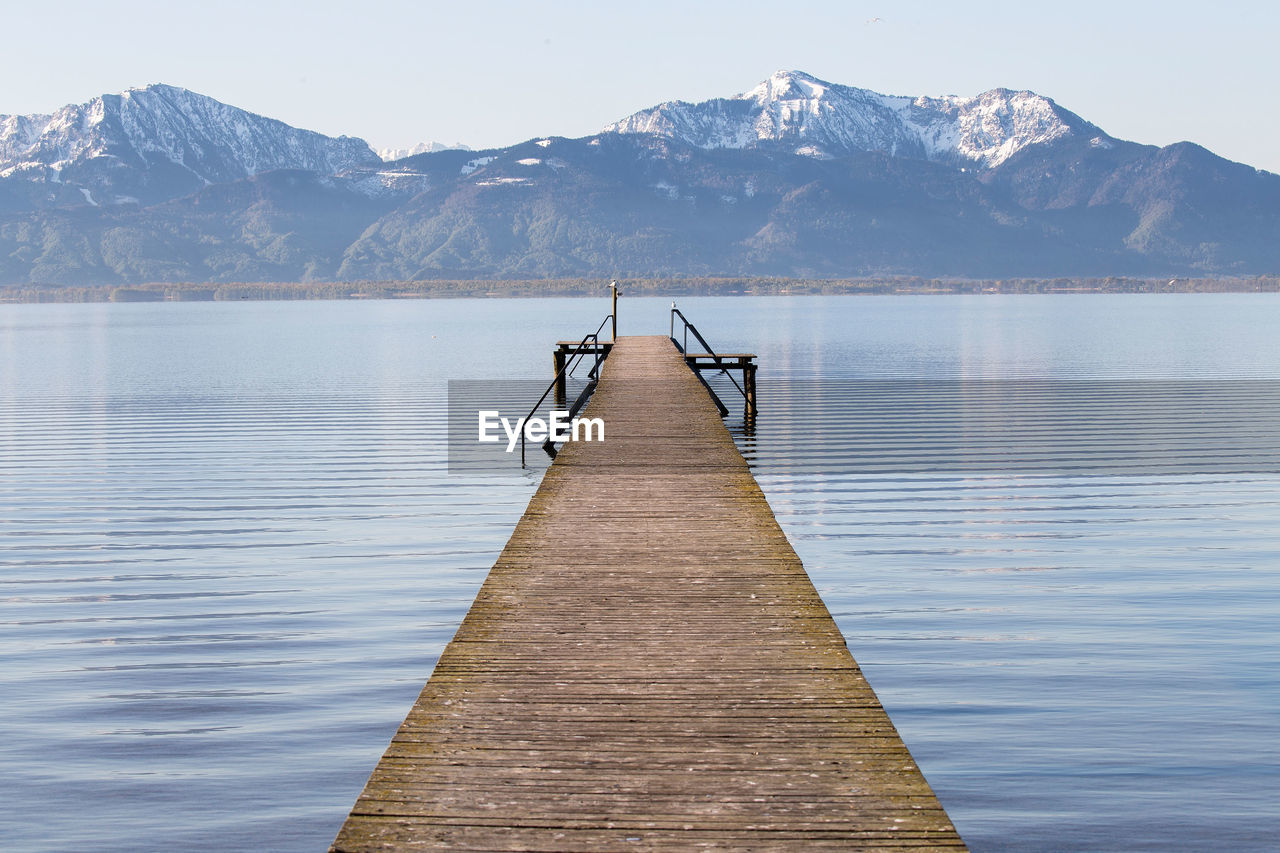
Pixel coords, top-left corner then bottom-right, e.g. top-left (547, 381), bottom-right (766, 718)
top-left (332, 336), bottom-right (965, 851)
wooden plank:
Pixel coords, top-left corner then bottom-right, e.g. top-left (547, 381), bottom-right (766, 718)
top-left (332, 335), bottom-right (965, 851)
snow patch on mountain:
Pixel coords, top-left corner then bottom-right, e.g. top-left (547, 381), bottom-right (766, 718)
top-left (604, 70), bottom-right (1093, 168)
top-left (460, 156), bottom-right (495, 176)
top-left (476, 176), bottom-right (530, 187)
top-left (794, 145), bottom-right (831, 159)
top-left (342, 168), bottom-right (432, 198)
top-left (653, 181), bottom-right (678, 199)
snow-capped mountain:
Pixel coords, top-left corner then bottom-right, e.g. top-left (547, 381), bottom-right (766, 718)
top-left (1, 73), bottom-right (1277, 286)
top-left (0, 84), bottom-right (379, 206)
top-left (605, 70), bottom-right (1102, 168)
top-left (377, 141), bottom-right (471, 162)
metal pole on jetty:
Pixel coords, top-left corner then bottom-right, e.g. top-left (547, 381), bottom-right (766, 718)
top-left (610, 280), bottom-right (619, 340)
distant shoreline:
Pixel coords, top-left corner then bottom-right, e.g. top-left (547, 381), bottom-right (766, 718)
top-left (2, 276), bottom-right (1278, 304)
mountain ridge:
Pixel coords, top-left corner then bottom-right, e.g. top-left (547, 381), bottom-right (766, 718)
top-left (1, 72), bottom-right (1277, 285)
top-left (0, 83), bottom-right (379, 208)
top-left (603, 70), bottom-right (1105, 169)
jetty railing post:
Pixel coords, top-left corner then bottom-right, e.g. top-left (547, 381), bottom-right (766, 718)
top-left (670, 306), bottom-right (756, 419)
top-left (519, 312), bottom-right (615, 467)
top-left (610, 281), bottom-right (619, 340)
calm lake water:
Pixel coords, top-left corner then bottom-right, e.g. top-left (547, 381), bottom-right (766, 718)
top-left (3, 294), bottom-right (1279, 851)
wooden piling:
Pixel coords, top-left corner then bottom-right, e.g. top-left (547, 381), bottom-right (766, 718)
top-left (552, 347), bottom-right (567, 406)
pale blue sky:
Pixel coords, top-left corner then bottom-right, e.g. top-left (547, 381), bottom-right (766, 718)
top-left (3, 0), bottom-right (1276, 171)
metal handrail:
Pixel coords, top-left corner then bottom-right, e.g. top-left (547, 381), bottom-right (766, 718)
top-left (520, 314), bottom-right (613, 467)
top-left (670, 305), bottom-right (750, 405)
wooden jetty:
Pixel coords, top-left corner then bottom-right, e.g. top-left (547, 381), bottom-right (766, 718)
top-left (332, 335), bottom-right (964, 851)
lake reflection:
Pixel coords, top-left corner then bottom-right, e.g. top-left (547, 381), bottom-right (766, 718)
top-left (2, 294), bottom-right (1279, 851)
